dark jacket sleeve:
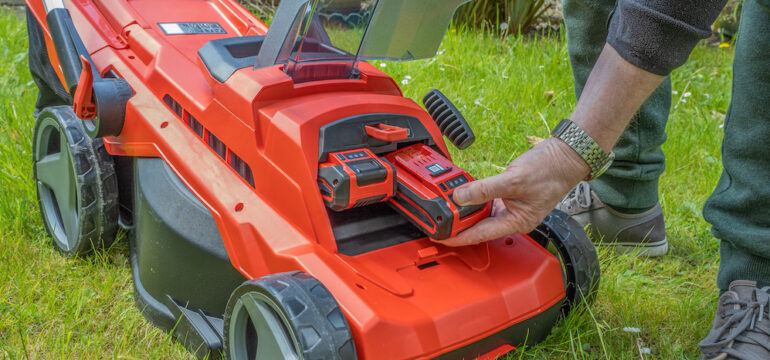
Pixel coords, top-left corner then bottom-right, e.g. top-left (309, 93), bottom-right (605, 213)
top-left (606, 0), bottom-right (726, 76)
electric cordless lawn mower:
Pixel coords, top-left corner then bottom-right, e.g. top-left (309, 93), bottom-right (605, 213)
top-left (25, 0), bottom-right (600, 358)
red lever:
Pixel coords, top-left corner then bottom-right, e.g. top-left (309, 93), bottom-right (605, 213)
top-left (72, 55), bottom-right (97, 120)
top-left (365, 123), bottom-right (409, 142)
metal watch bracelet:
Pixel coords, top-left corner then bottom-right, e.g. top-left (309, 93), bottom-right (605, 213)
top-left (551, 119), bottom-right (615, 180)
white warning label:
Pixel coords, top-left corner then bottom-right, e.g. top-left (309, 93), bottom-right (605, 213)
top-left (158, 22), bottom-right (226, 35)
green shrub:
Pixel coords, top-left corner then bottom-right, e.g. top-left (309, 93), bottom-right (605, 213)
top-left (713, 0), bottom-right (742, 39)
top-left (453, 0), bottom-right (550, 36)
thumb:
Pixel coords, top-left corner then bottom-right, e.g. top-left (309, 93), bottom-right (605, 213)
top-left (452, 172), bottom-right (516, 206)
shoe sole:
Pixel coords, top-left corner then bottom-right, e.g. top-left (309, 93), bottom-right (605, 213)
top-left (601, 238), bottom-right (669, 257)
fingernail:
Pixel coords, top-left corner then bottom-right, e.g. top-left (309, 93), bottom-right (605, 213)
top-left (453, 188), bottom-right (469, 205)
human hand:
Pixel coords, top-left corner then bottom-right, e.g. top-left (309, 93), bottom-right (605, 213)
top-left (435, 138), bottom-right (590, 247)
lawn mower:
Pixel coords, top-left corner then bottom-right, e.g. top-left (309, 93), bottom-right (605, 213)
top-left (25, 0), bottom-right (600, 358)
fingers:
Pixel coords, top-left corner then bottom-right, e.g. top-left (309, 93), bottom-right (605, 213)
top-left (452, 173), bottom-right (517, 206)
top-left (433, 215), bottom-right (521, 247)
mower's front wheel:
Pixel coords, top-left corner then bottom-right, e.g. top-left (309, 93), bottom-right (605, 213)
top-left (223, 271), bottom-right (357, 360)
top-left (33, 106), bottom-right (119, 256)
top-left (529, 210), bottom-right (600, 317)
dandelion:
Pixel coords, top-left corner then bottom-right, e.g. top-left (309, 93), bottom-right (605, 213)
top-left (719, 43), bottom-right (730, 48)
top-left (500, 22), bottom-right (509, 32)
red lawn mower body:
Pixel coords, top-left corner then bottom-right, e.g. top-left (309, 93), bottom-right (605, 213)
top-left (25, 1), bottom-right (591, 359)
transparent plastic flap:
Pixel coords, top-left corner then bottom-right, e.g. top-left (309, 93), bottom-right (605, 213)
top-left (358, 0), bottom-right (470, 61)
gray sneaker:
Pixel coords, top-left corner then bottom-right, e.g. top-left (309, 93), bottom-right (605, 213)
top-left (555, 182), bottom-right (668, 257)
top-left (699, 280), bottom-right (770, 360)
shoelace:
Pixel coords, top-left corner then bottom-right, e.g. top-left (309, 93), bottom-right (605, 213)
top-left (699, 286), bottom-right (770, 360)
top-left (561, 182), bottom-right (593, 210)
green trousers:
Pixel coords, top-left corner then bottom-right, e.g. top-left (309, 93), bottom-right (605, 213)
top-left (563, 0), bottom-right (770, 290)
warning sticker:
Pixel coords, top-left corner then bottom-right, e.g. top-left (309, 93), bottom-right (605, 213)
top-left (158, 22), bottom-right (227, 35)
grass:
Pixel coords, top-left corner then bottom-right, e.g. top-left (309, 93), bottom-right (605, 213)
top-left (0, 8), bottom-right (735, 360)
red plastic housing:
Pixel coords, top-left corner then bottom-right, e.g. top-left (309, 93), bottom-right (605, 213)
top-left (318, 148), bottom-right (396, 211)
top-left (386, 144), bottom-right (492, 239)
top-left (25, 0), bottom-right (568, 358)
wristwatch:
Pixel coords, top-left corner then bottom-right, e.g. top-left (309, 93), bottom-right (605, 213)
top-left (551, 119), bottom-right (614, 180)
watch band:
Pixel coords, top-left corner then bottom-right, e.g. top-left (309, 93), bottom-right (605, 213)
top-left (551, 119), bottom-right (615, 180)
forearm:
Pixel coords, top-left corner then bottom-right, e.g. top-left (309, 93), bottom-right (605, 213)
top-left (569, 44), bottom-right (665, 152)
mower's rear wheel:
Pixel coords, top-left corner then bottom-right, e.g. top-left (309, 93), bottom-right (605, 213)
top-left (223, 271), bottom-right (357, 360)
top-left (529, 210), bottom-right (600, 316)
top-left (33, 106), bottom-right (119, 256)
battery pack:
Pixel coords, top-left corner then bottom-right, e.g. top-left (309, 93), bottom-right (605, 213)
top-left (385, 144), bottom-right (491, 239)
top-left (318, 148), bottom-right (396, 211)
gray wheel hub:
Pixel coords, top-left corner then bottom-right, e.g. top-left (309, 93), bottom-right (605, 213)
top-left (34, 116), bottom-right (79, 251)
top-left (228, 292), bottom-right (302, 360)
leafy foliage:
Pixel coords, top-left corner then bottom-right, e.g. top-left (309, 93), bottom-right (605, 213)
top-left (453, 0), bottom-right (550, 36)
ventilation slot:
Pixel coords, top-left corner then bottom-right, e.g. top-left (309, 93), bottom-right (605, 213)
top-left (163, 95), bottom-right (183, 118)
top-left (186, 113), bottom-right (204, 138)
top-left (207, 132), bottom-right (227, 160)
top-left (161, 94), bottom-right (256, 188)
top-left (229, 151), bottom-right (255, 187)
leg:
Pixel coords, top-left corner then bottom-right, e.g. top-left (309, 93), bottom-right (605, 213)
top-left (558, 0), bottom-right (670, 256)
top-left (703, 0), bottom-right (770, 292)
top-left (563, 0), bottom-right (671, 212)
top-left (700, 2), bottom-right (770, 357)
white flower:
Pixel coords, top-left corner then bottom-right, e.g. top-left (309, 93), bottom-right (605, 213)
top-left (538, 65), bottom-right (545, 70)
top-left (474, 98), bottom-right (483, 106)
top-left (380, 63), bottom-right (387, 68)
top-left (439, 67), bottom-right (445, 72)
top-left (680, 99), bottom-right (687, 103)
top-left (404, 75), bottom-right (412, 80)
top-left (672, 90), bottom-right (679, 95)
top-left (640, 348), bottom-right (651, 355)
top-left (401, 79), bottom-right (409, 85)
top-left (719, 123), bottom-right (725, 129)
top-left (500, 22), bottom-right (509, 31)
top-left (683, 92), bottom-right (692, 98)
top-left (697, 74), bottom-right (704, 78)
top-left (622, 327), bottom-right (641, 333)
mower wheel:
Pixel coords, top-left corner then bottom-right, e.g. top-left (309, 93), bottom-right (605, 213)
top-left (33, 106), bottom-right (119, 256)
top-left (224, 271), bottom-right (356, 360)
top-left (529, 210), bottom-right (600, 316)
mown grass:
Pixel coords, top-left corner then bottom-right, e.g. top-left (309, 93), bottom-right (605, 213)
top-left (0, 8), bottom-right (734, 360)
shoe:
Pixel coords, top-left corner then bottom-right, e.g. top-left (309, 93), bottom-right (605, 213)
top-left (555, 182), bottom-right (668, 257)
top-left (699, 280), bottom-right (770, 360)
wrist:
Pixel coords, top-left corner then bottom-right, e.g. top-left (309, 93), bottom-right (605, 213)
top-left (540, 137), bottom-right (591, 183)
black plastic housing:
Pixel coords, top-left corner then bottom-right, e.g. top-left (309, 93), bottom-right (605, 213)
top-left (131, 158), bottom-right (245, 358)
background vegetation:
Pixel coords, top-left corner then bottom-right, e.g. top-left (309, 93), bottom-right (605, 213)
top-left (0, 4), bottom-right (736, 359)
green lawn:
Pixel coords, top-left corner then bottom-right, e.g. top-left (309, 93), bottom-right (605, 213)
top-left (0, 9), bottom-right (734, 360)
